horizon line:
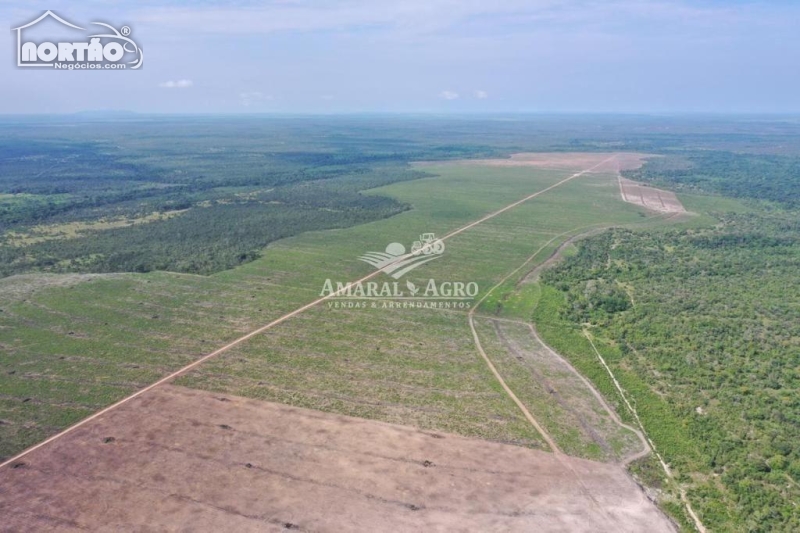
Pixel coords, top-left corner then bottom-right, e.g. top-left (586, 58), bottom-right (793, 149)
top-left (2, 110), bottom-right (800, 118)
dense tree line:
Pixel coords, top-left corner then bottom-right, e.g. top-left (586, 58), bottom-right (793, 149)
top-left (624, 151), bottom-right (800, 207)
top-left (2, 121), bottom-right (488, 275)
top-left (0, 170), bottom-right (415, 277)
top-left (542, 213), bottom-right (800, 531)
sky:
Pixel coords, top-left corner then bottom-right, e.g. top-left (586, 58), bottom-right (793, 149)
top-left (1, 0), bottom-right (799, 114)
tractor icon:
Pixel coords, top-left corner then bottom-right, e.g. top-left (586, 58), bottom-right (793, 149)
top-left (411, 233), bottom-right (445, 256)
top-left (358, 230), bottom-right (445, 278)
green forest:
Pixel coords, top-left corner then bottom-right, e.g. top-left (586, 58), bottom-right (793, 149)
top-left (0, 117), bottom-right (510, 277)
top-left (542, 157), bottom-right (800, 531)
top-left (5, 115), bottom-right (800, 279)
top-left (0, 170), bottom-right (421, 276)
top-left (624, 151), bottom-right (800, 207)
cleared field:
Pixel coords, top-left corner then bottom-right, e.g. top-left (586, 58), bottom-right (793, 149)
top-left (473, 318), bottom-right (645, 463)
top-left (0, 151), bottom-right (700, 530)
top-left (175, 153), bottom-right (664, 448)
top-left (0, 385), bottom-right (676, 533)
top-left (177, 304), bottom-right (550, 448)
top-left (0, 269), bottom-right (312, 459)
top-left (2, 153), bottom-right (683, 458)
top-left (417, 152), bottom-right (649, 172)
top-left (618, 177), bottom-right (685, 213)
top-left (2, 153), bottom-right (646, 459)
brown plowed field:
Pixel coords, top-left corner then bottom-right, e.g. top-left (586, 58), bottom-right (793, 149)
top-left (618, 177), bottom-right (685, 213)
top-left (0, 385), bottom-right (675, 532)
top-left (416, 152), bottom-right (650, 172)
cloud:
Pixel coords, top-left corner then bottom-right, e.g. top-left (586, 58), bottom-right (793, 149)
top-left (159, 79), bottom-right (193, 89)
top-left (439, 90), bottom-right (459, 100)
top-left (474, 90), bottom-right (488, 99)
top-left (239, 91), bottom-right (272, 106)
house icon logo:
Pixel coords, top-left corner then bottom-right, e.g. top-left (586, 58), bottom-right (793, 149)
top-left (12, 10), bottom-right (143, 70)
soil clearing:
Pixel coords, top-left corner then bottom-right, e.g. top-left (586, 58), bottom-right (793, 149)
top-left (618, 177), bottom-right (685, 213)
top-left (417, 152), bottom-right (651, 172)
top-left (0, 385), bottom-right (675, 532)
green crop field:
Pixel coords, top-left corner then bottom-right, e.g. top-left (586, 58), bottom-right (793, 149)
top-left (175, 159), bottom-right (662, 438)
top-left (1, 156), bottom-right (652, 457)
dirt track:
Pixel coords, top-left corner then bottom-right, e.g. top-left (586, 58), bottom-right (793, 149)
top-left (488, 318), bottom-right (651, 466)
top-left (0, 385), bottom-right (675, 532)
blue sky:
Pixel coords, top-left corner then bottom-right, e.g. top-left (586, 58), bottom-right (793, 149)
top-left (2, 0), bottom-right (799, 114)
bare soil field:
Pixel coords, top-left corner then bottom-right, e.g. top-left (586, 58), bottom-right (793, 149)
top-left (0, 385), bottom-right (675, 533)
top-left (618, 177), bottom-right (685, 213)
top-left (417, 152), bottom-right (650, 172)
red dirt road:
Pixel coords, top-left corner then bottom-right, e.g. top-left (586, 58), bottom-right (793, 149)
top-left (0, 386), bottom-right (676, 532)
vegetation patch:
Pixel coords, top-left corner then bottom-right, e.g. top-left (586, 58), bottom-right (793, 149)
top-left (625, 151), bottom-right (800, 207)
top-left (3, 209), bottom-right (187, 246)
top-left (539, 212), bottom-right (800, 531)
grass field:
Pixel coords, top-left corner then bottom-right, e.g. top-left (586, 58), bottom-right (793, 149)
top-left (174, 155), bottom-right (675, 449)
top-left (1, 154), bottom-right (647, 457)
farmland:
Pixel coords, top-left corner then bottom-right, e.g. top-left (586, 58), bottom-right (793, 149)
top-left (1, 147), bottom-right (685, 531)
top-left (2, 151), bottom-right (651, 458)
top-left (0, 385), bottom-right (676, 532)
top-left (2, 116), bottom-right (800, 531)
top-left (173, 154), bottom-right (657, 446)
